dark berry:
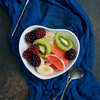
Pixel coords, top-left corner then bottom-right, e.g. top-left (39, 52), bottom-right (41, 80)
top-left (25, 30), bottom-right (36, 43)
top-left (35, 28), bottom-right (46, 39)
top-left (28, 54), bottom-right (41, 67)
top-left (29, 44), bottom-right (40, 55)
top-left (65, 49), bottom-right (76, 60)
top-left (23, 48), bottom-right (33, 60)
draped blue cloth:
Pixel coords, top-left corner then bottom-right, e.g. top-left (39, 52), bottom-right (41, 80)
top-left (0, 0), bottom-right (100, 100)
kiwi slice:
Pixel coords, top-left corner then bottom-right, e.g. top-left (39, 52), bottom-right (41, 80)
top-left (54, 33), bottom-right (74, 51)
top-left (33, 39), bottom-right (51, 57)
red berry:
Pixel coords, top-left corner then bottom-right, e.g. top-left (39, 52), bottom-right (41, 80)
top-left (23, 48), bottom-right (33, 60)
top-left (35, 28), bottom-right (46, 39)
top-left (65, 49), bottom-right (76, 60)
top-left (25, 30), bottom-right (36, 43)
top-left (29, 44), bottom-right (40, 55)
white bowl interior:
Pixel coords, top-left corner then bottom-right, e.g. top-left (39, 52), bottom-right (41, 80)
top-left (19, 25), bottom-right (80, 79)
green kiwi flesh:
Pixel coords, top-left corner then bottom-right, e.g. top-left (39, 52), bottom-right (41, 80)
top-left (54, 33), bottom-right (74, 51)
top-left (33, 39), bottom-right (51, 57)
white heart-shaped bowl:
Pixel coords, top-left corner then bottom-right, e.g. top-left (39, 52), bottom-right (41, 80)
top-left (19, 25), bottom-right (80, 80)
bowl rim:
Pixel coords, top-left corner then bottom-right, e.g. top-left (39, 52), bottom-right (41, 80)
top-left (19, 25), bottom-right (80, 79)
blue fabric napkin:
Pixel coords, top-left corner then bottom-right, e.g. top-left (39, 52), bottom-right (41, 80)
top-left (0, 0), bottom-right (100, 100)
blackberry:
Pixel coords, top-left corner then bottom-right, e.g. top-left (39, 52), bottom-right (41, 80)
top-left (29, 44), bottom-right (40, 55)
top-left (28, 54), bottom-right (41, 67)
top-left (25, 30), bottom-right (36, 43)
top-left (23, 48), bottom-right (33, 60)
top-left (65, 49), bottom-right (76, 60)
top-left (35, 28), bottom-right (46, 39)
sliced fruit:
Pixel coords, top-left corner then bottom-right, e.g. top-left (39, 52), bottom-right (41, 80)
top-left (50, 64), bottom-right (58, 70)
top-left (42, 57), bottom-right (52, 65)
top-left (36, 65), bottom-right (54, 75)
top-left (54, 33), bottom-right (74, 51)
top-left (33, 39), bottom-right (51, 57)
top-left (45, 54), bottom-right (65, 71)
top-left (40, 57), bottom-right (44, 65)
top-left (51, 45), bottom-right (68, 65)
top-left (43, 57), bottom-right (50, 63)
top-left (43, 31), bottom-right (55, 45)
top-left (45, 61), bottom-right (52, 66)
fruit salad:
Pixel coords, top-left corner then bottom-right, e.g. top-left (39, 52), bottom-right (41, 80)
top-left (23, 28), bottom-right (76, 76)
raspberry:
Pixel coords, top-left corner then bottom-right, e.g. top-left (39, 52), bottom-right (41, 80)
top-left (25, 30), bottom-right (36, 43)
top-left (65, 49), bottom-right (76, 60)
top-left (28, 54), bottom-right (41, 67)
top-left (29, 44), bottom-right (40, 55)
top-left (35, 28), bottom-right (46, 39)
top-left (23, 48), bottom-right (33, 60)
